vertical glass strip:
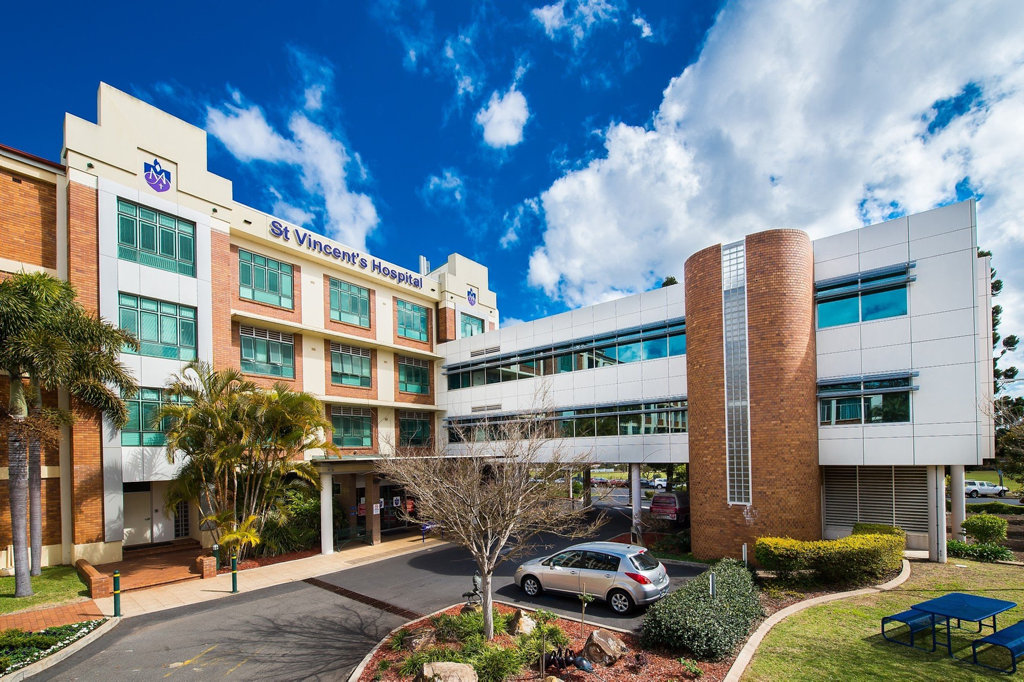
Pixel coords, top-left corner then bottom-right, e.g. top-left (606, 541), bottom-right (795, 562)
top-left (722, 241), bottom-right (752, 504)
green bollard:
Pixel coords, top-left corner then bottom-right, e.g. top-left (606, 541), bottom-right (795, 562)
top-left (113, 570), bottom-right (121, 617)
top-left (231, 554), bottom-right (238, 594)
top-left (212, 544), bottom-right (220, 568)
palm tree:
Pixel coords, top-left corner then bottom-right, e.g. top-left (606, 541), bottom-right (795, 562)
top-left (0, 272), bottom-right (137, 595)
top-left (160, 362), bottom-right (333, 559)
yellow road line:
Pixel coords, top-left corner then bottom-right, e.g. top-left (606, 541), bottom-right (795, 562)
top-left (164, 644), bottom-right (219, 677)
top-left (225, 658), bottom-right (248, 676)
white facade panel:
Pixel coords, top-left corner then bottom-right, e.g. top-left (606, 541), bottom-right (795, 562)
top-left (862, 437), bottom-right (914, 466)
top-left (861, 343), bottom-right (912, 374)
top-left (858, 216), bottom-right (908, 252)
top-left (812, 230), bottom-right (859, 263)
top-left (858, 243), bottom-right (910, 272)
top-left (908, 201), bottom-right (972, 241)
top-left (860, 317), bottom-right (910, 349)
top-left (813, 254), bottom-right (859, 281)
top-left (816, 350), bottom-right (862, 378)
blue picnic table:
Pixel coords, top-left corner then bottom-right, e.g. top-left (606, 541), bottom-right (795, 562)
top-left (910, 592), bottom-right (1017, 658)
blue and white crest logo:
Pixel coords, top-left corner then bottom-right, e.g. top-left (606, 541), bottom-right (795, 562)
top-left (467, 289), bottom-right (477, 306)
top-left (143, 158), bottom-right (171, 192)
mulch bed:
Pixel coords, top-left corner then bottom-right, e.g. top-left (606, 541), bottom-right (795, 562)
top-left (215, 548), bottom-right (319, 574)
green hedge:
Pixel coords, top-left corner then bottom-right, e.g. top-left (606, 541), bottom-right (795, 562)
top-left (961, 513), bottom-right (1008, 545)
top-left (754, 533), bottom-right (905, 584)
top-left (946, 500), bottom-right (1024, 515)
top-left (852, 523), bottom-right (905, 537)
top-left (947, 540), bottom-right (1014, 563)
top-left (640, 558), bottom-right (762, 661)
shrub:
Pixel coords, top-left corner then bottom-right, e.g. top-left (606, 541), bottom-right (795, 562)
top-left (948, 539), bottom-right (1014, 562)
top-left (651, 530), bottom-right (691, 556)
top-left (431, 609), bottom-right (509, 643)
top-left (473, 643), bottom-right (525, 682)
top-left (961, 513), bottom-right (1008, 545)
top-left (399, 646), bottom-right (466, 676)
top-left (852, 523), bottom-right (905, 538)
top-left (256, 485), bottom-right (343, 557)
top-left (754, 533), bottom-right (904, 584)
top-left (966, 501), bottom-right (1024, 515)
top-left (641, 558), bottom-right (762, 660)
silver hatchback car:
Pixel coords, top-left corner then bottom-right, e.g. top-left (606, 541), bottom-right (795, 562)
top-left (514, 541), bottom-right (670, 614)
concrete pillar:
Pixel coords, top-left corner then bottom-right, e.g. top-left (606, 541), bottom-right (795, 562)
top-left (320, 471), bottom-right (333, 555)
top-left (582, 469), bottom-right (592, 507)
top-left (951, 465), bottom-right (966, 542)
top-left (927, 466), bottom-right (947, 563)
top-left (366, 474), bottom-right (381, 545)
top-left (630, 463), bottom-right (642, 531)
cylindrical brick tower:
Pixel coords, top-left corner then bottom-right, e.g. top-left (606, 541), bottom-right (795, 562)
top-left (684, 229), bottom-right (820, 560)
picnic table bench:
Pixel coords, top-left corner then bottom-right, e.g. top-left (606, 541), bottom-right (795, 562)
top-left (972, 619), bottom-right (1024, 674)
top-left (882, 609), bottom-right (936, 651)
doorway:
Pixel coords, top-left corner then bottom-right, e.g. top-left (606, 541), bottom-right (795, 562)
top-left (123, 482), bottom-right (152, 546)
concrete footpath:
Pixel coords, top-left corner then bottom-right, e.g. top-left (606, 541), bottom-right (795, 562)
top-left (4, 533), bottom-right (448, 630)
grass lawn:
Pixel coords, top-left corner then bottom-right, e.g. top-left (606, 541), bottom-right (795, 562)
top-left (0, 566), bottom-right (89, 615)
top-left (965, 470), bottom-right (1023, 492)
top-left (744, 559), bottom-right (1024, 681)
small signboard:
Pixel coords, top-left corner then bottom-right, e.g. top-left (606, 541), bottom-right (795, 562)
top-left (372, 503), bottom-right (381, 515)
top-left (392, 496), bottom-right (401, 507)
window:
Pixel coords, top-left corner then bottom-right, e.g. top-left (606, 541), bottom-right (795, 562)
top-left (331, 406), bottom-right (372, 448)
top-left (398, 356), bottom-right (430, 394)
top-left (330, 343), bottom-right (371, 387)
top-left (461, 314), bottom-right (484, 338)
top-left (118, 294), bottom-right (196, 361)
top-left (121, 388), bottom-right (187, 446)
top-left (399, 411), bottom-right (431, 446)
top-left (397, 300), bottom-right (429, 341)
top-left (818, 376), bottom-right (913, 425)
top-left (329, 279), bottom-right (370, 327)
top-left (116, 199), bottom-right (195, 277)
top-left (238, 249), bottom-right (293, 309)
top-left (240, 326), bottom-right (295, 378)
top-left (815, 264), bottom-right (913, 329)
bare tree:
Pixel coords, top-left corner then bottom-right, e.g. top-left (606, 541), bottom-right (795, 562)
top-left (375, 415), bottom-right (604, 640)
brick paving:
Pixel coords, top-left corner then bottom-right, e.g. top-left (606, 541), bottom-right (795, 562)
top-left (93, 547), bottom-right (204, 592)
top-left (0, 599), bottom-right (103, 632)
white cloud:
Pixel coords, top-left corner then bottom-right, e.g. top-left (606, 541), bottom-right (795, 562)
top-left (500, 316), bottom-right (527, 328)
top-left (207, 78), bottom-right (379, 250)
top-left (500, 197), bottom-right (541, 248)
top-left (528, 0), bottom-right (1024, 321)
top-left (423, 169), bottom-right (466, 206)
top-left (631, 13), bottom-right (653, 39)
top-left (475, 87), bottom-right (530, 148)
top-left (531, 0), bottom-right (620, 48)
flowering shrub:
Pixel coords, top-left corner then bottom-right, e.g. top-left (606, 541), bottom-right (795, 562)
top-left (0, 619), bottom-right (104, 673)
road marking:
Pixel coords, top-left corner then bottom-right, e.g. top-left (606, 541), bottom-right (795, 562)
top-left (164, 644), bottom-right (218, 677)
top-left (303, 577), bottom-right (423, 620)
top-left (225, 658), bottom-right (248, 676)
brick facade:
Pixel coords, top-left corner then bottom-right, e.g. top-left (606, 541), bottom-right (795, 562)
top-left (685, 231), bottom-right (820, 561)
top-left (323, 274), bottom-right (377, 340)
top-left (0, 169), bottom-right (57, 270)
top-left (437, 306), bottom-right (457, 343)
top-left (210, 230), bottom-right (235, 369)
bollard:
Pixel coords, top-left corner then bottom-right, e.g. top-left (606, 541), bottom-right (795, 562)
top-left (212, 543), bottom-right (220, 568)
top-left (231, 554), bottom-right (238, 594)
top-left (113, 570), bottom-right (121, 617)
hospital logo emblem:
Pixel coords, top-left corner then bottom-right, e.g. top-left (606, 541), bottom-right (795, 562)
top-left (144, 159), bottom-right (171, 192)
top-left (467, 289), bottom-right (477, 306)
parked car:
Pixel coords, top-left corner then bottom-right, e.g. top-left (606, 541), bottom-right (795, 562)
top-left (650, 491), bottom-right (690, 527)
top-left (964, 480), bottom-right (1010, 498)
top-left (608, 478), bottom-right (629, 488)
top-left (652, 478), bottom-right (668, 490)
top-left (591, 477), bottom-right (609, 487)
top-left (514, 541), bottom-right (670, 614)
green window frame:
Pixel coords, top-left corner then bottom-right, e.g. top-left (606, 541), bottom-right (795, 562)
top-left (399, 412), bottom-right (432, 446)
top-left (239, 325), bottom-right (295, 378)
top-left (331, 407), bottom-right (372, 448)
top-left (121, 388), bottom-right (187, 446)
top-left (397, 299), bottom-right (429, 342)
top-left (329, 279), bottom-right (370, 327)
top-left (238, 249), bottom-right (293, 309)
top-left (118, 293), bottom-right (197, 361)
top-left (116, 199), bottom-right (195, 277)
top-left (330, 343), bottom-right (372, 387)
top-left (398, 356), bottom-right (430, 394)
top-left (461, 313), bottom-right (484, 338)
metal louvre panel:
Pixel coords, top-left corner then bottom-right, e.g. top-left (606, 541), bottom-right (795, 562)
top-left (398, 410), bottom-right (430, 420)
top-left (239, 325), bottom-right (293, 344)
top-left (823, 467), bottom-right (859, 527)
top-left (398, 355), bottom-right (429, 368)
top-left (893, 466), bottom-right (929, 532)
top-left (857, 467), bottom-right (896, 526)
top-left (331, 406), bottom-right (371, 417)
top-left (330, 342), bottom-right (370, 357)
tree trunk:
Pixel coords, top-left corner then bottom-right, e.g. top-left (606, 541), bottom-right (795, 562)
top-left (7, 430), bottom-right (33, 597)
top-left (29, 385), bottom-right (43, 576)
top-left (480, 569), bottom-right (494, 640)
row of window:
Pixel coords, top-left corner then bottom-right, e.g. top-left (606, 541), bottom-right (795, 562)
top-left (818, 376), bottom-right (914, 425)
top-left (330, 407), bottom-right (432, 448)
top-left (446, 400), bottom-right (688, 443)
top-left (815, 266), bottom-right (913, 329)
top-left (121, 388), bottom-right (189, 446)
top-left (445, 321), bottom-right (686, 391)
top-left (117, 199), bottom-right (196, 277)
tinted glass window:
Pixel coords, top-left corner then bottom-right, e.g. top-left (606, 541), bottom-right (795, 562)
top-left (861, 286), bottom-right (907, 321)
top-left (629, 552), bottom-right (659, 571)
top-left (864, 392), bottom-right (910, 423)
top-left (817, 296), bottom-right (859, 328)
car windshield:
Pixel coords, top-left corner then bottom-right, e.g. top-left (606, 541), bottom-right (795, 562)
top-left (629, 552), bottom-right (659, 571)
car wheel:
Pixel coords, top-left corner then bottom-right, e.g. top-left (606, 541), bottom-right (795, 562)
top-left (607, 589), bottom-right (635, 615)
top-left (656, 485), bottom-right (665, 491)
top-left (970, 490), bottom-right (980, 498)
top-left (521, 576), bottom-right (542, 597)
top-left (998, 490), bottom-right (1006, 497)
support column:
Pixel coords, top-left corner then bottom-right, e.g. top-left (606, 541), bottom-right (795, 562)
top-left (630, 463), bottom-right (642, 532)
top-left (951, 465), bottom-right (966, 542)
top-left (320, 471), bottom-right (334, 555)
top-left (366, 474), bottom-right (381, 545)
top-left (927, 466), bottom-right (947, 563)
top-left (582, 469), bottom-right (592, 507)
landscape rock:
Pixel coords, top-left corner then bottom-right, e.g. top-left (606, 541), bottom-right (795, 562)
top-left (460, 602), bottom-right (483, 614)
top-left (416, 661), bottom-right (478, 681)
top-left (509, 608), bottom-right (536, 635)
top-left (404, 625), bottom-right (436, 652)
top-left (583, 628), bottom-right (629, 666)
top-left (544, 677), bottom-right (564, 682)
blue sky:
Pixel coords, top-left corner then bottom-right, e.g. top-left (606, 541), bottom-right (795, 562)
top-left (4, 1), bottom-right (1024, 371)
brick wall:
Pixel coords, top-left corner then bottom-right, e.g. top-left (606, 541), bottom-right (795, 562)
top-left (323, 346), bottom-right (378, 400)
top-left (0, 478), bottom-right (62, 546)
top-left (210, 231), bottom-right (235, 369)
top-left (230, 244), bottom-right (303, 323)
top-left (392, 296), bottom-right (434, 351)
top-left (67, 181), bottom-right (105, 544)
top-left (685, 232), bottom-right (820, 561)
top-left (0, 380), bottom-right (60, 468)
top-left (437, 307), bottom-right (456, 343)
top-left (0, 169), bottom-right (57, 270)
top-left (324, 274), bottom-right (376, 340)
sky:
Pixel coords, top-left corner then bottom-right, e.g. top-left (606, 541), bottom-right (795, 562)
top-left (3, 1), bottom-right (1024, 384)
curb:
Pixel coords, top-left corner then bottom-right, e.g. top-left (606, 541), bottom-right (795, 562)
top-left (723, 559), bottom-right (912, 682)
top-left (2, 617), bottom-right (119, 681)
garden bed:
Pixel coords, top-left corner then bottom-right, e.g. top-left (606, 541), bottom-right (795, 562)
top-left (0, 619), bottom-right (105, 675)
top-left (215, 548), bottom-right (320, 574)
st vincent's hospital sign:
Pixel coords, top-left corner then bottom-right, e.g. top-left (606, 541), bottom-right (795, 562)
top-left (269, 220), bottom-right (424, 290)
